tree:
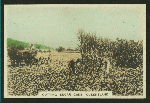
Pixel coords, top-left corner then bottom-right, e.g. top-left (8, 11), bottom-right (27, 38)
top-left (34, 44), bottom-right (41, 49)
top-left (57, 46), bottom-right (65, 52)
top-left (75, 47), bottom-right (79, 51)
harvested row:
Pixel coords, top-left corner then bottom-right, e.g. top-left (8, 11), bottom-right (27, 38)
top-left (7, 61), bottom-right (143, 96)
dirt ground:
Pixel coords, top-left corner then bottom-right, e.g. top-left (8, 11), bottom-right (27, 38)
top-left (34, 51), bottom-right (81, 71)
top-left (36, 51), bottom-right (81, 61)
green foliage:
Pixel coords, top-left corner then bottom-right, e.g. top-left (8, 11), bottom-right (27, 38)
top-left (34, 44), bottom-right (41, 49)
top-left (34, 44), bottom-right (51, 50)
top-left (57, 46), bottom-right (65, 52)
top-left (51, 48), bottom-right (54, 51)
top-left (7, 38), bottom-right (53, 50)
top-left (77, 29), bottom-right (143, 70)
top-left (7, 38), bottom-right (29, 50)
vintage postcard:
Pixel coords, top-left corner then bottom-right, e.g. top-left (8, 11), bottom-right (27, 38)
top-left (4, 4), bottom-right (146, 98)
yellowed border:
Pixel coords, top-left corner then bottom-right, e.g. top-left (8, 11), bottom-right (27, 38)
top-left (4, 4), bottom-right (146, 99)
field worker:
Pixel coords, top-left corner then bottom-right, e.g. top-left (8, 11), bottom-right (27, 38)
top-left (103, 58), bottom-right (110, 74)
top-left (68, 59), bottom-right (75, 75)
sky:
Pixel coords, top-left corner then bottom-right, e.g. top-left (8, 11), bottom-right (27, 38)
top-left (4, 5), bottom-right (144, 49)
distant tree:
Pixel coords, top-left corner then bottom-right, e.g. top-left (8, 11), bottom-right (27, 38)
top-left (34, 44), bottom-right (41, 49)
top-left (51, 48), bottom-right (54, 51)
top-left (16, 44), bottom-right (25, 50)
top-left (7, 38), bottom-right (29, 50)
top-left (57, 46), bottom-right (65, 52)
top-left (75, 47), bottom-right (79, 51)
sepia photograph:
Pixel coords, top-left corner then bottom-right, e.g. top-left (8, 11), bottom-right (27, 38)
top-left (4, 4), bottom-right (146, 98)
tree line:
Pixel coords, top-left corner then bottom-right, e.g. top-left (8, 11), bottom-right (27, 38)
top-left (76, 29), bottom-right (143, 71)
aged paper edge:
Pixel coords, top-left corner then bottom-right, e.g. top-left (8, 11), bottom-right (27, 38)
top-left (4, 4), bottom-right (146, 99)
